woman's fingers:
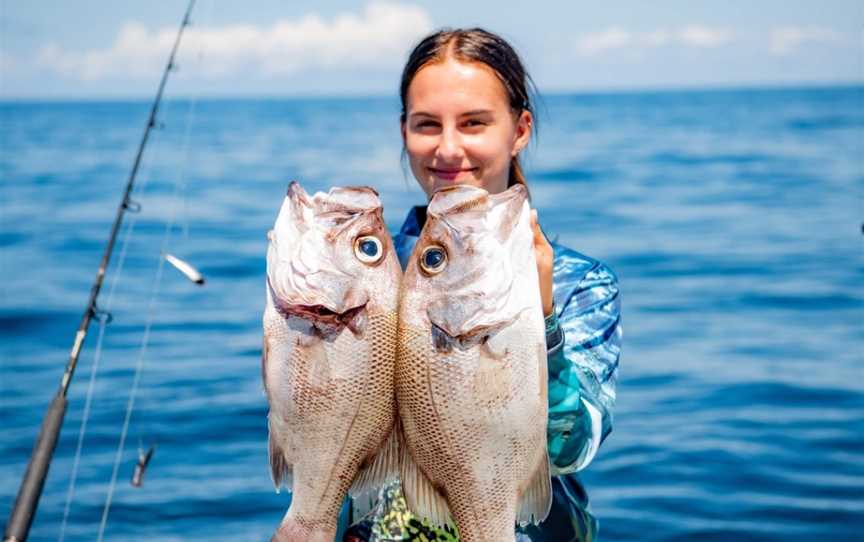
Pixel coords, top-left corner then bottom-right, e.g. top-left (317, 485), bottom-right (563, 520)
top-left (531, 209), bottom-right (555, 316)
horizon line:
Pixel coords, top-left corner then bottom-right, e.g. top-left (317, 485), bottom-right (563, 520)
top-left (2, 80), bottom-right (862, 103)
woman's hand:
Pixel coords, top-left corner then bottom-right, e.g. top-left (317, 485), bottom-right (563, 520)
top-left (531, 209), bottom-right (554, 317)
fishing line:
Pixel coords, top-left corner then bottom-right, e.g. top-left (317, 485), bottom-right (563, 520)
top-left (3, 4), bottom-right (197, 541)
top-left (97, 3), bottom-right (210, 536)
top-left (57, 85), bottom-right (173, 542)
top-left (96, 227), bottom-right (169, 542)
top-left (131, 0), bottom-right (214, 449)
top-left (178, 0), bottom-right (215, 243)
top-left (96, 128), bottom-right (182, 542)
top-left (177, 99), bottom-right (197, 243)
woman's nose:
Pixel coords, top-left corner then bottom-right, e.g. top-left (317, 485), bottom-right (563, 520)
top-left (435, 126), bottom-right (464, 161)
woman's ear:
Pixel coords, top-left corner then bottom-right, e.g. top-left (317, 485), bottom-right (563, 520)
top-left (400, 119), bottom-right (407, 144)
top-left (512, 110), bottom-right (533, 157)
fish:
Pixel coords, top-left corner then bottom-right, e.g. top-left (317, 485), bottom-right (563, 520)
top-left (395, 184), bottom-right (552, 542)
top-left (263, 181), bottom-right (401, 542)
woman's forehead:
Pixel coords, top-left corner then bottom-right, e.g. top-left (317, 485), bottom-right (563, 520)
top-left (406, 58), bottom-right (510, 114)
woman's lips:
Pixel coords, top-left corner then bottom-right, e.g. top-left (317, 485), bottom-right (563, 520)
top-left (429, 167), bottom-right (475, 181)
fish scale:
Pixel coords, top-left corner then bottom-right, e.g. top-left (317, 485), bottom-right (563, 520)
top-left (397, 316), bottom-right (548, 542)
top-left (265, 311), bottom-right (397, 536)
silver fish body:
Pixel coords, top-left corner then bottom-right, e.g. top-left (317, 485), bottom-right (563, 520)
top-left (263, 182), bottom-right (400, 541)
top-left (396, 184), bottom-right (552, 542)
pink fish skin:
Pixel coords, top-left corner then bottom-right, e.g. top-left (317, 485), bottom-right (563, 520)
top-left (263, 182), bottom-right (401, 542)
top-left (396, 184), bottom-right (552, 542)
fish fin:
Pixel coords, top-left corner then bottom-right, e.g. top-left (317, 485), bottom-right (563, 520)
top-left (261, 334), bottom-right (270, 396)
top-left (349, 425), bottom-right (399, 498)
top-left (268, 416), bottom-right (292, 493)
top-left (488, 183), bottom-right (529, 243)
top-left (516, 452), bottom-right (553, 526)
top-left (400, 439), bottom-right (452, 529)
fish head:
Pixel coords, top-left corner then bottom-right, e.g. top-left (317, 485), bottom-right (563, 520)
top-left (266, 181), bottom-right (400, 336)
top-left (402, 184), bottom-right (540, 349)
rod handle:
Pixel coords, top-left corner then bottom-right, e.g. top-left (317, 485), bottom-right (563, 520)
top-left (4, 392), bottom-right (68, 542)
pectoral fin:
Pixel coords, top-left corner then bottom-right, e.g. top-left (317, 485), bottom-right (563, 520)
top-left (400, 431), bottom-right (452, 529)
top-left (268, 415), bottom-right (292, 493)
top-left (516, 452), bottom-right (552, 526)
top-left (349, 423), bottom-right (399, 498)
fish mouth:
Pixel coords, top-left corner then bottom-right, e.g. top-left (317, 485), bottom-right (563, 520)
top-left (430, 321), bottom-right (504, 353)
top-left (281, 303), bottom-right (366, 327)
top-left (268, 278), bottom-right (368, 336)
top-left (280, 302), bottom-right (368, 337)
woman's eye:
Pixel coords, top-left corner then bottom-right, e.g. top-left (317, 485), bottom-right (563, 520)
top-left (354, 235), bottom-right (383, 264)
top-left (465, 119), bottom-right (486, 127)
top-left (420, 245), bottom-right (447, 274)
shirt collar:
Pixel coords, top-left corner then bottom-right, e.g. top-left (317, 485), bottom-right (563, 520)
top-left (399, 205), bottom-right (427, 237)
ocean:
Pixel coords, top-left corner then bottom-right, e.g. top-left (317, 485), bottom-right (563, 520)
top-left (1, 86), bottom-right (862, 541)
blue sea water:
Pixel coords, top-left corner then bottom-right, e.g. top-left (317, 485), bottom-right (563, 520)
top-left (1, 86), bottom-right (862, 541)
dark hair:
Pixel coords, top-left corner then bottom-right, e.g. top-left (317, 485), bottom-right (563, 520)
top-left (399, 28), bottom-right (537, 189)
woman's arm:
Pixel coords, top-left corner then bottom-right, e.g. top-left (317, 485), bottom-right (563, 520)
top-left (545, 246), bottom-right (622, 474)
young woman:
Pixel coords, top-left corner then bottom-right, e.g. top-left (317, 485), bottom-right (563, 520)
top-left (346, 28), bottom-right (622, 541)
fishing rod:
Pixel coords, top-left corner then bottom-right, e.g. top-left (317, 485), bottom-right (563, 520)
top-left (3, 2), bottom-right (197, 540)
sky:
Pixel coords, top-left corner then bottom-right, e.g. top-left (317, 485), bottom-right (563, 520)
top-left (1, 0), bottom-right (861, 99)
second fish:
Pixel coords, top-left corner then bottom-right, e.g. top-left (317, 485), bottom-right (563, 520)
top-left (396, 184), bottom-right (553, 542)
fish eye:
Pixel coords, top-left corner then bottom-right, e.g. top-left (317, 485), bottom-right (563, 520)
top-left (420, 245), bottom-right (447, 275)
top-left (354, 235), bottom-right (383, 264)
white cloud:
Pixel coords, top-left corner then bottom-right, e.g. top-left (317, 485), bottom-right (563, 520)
top-left (574, 27), bottom-right (632, 56)
top-left (35, 2), bottom-right (433, 80)
top-left (677, 25), bottom-right (732, 47)
top-left (575, 24), bottom-right (733, 57)
top-left (642, 30), bottom-right (672, 48)
top-left (769, 26), bottom-right (844, 55)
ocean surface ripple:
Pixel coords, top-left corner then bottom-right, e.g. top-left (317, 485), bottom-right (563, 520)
top-left (2, 86), bottom-right (862, 541)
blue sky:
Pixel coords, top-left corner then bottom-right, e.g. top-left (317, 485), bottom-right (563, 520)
top-left (1, 0), bottom-right (861, 98)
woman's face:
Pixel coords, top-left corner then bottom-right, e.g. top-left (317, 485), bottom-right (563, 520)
top-left (402, 57), bottom-right (532, 198)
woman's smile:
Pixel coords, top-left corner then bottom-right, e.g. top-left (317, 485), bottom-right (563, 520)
top-left (428, 166), bottom-right (478, 182)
